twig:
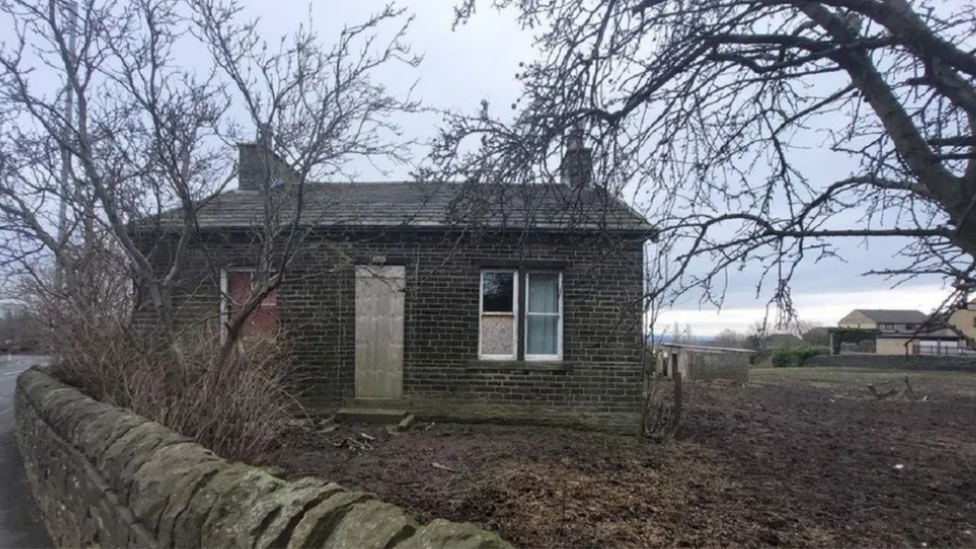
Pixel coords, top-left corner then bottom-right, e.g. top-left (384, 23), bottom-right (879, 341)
top-left (431, 462), bottom-right (456, 472)
top-left (903, 376), bottom-right (919, 400)
top-left (867, 384), bottom-right (897, 400)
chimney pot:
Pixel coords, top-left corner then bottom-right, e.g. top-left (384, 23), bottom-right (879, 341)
top-left (560, 127), bottom-right (593, 188)
top-left (237, 125), bottom-right (298, 193)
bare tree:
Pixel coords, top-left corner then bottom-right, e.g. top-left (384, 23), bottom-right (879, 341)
top-left (442, 0), bottom-right (976, 319)
top-left (0, 0), bottom-right (418, 388)
top-left (710, 328), bottom-right (746, 348)
top-left (801, 325), bottom-right (832, 346)
top-left (744, 320), bottom-right (769, 351)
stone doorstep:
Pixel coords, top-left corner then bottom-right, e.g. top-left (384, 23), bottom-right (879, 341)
top-left (335, 407), bottom-right (408, 424)
top-left (348, 398), bottom-right (410, 409)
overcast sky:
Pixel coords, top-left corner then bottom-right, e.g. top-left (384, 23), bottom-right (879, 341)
top-left (1, 1), bottom-right (954, 331)
top-left (258, 1), bottom-right (950, 334)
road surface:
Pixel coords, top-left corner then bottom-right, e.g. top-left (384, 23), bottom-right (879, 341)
top-left (0, 355), bottom-right (51, 548)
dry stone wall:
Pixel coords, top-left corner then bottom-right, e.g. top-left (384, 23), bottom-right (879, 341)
top-left (15, 369), bottom-right (511, 548)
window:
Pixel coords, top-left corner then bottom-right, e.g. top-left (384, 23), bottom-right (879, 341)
top-left (478, 270), bottom-right (563, 361)
top-left (905, 324), bottom-right (916, 330)
top-left (880, 323), bottom-right (895, 330)
top-left (479, 271), bottom-right (517, 359)
top-left (220, 269), bottom-right (279, 341)
top-left (525, 272), bottom-right (562, 360)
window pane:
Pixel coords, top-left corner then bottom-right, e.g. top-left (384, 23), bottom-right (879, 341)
top-left (482, 272), bottom-right (514, 312)
top-left (527, 315), bottom-right (558, 356)
top-left (481, 315), bottom-right (514, 355)
top-left (527, 273), bottom-right (559, 313)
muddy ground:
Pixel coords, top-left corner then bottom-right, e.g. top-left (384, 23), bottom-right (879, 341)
top-left (274, 369), bottom-right (976, 548)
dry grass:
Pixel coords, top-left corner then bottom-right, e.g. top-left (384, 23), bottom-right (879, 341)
top-left (51, 324), bottom-right (300, 463)
top-left (751, 366), bottom-right (976, 398)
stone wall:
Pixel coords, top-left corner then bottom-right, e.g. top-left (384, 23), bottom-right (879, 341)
top-left (660, 347), bottom-right (750, 382)
top-left (681, 351), bottom-right (750, 382)
top-left (805, 354), bottom-right (976, 372)
top-left (875, 337), bottom-right (909, 356)
top-left (15, 369), bottom-right (511, 549)
top-left (137, 230), bottom-right (646, 418)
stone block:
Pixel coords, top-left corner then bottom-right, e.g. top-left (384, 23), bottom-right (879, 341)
top-left (95, 498), bottom-right (130, 548)
top-left (286, 492), bottom-right (375, 548)
top-left (129, 441), bottom-right (222, 532)
top-left (50, 397), bottom-right (106, 443)
top-left (99, 421), bottom-right (185, 502)
top-left (199, 468), bottom-right (286, 548)
top-left (34, 387), bottom-right (87, 429)
top-left (71, 402), bottom-right (140, 455)
top-left (156, 460), bottom-right (224, 547)
top-left (394, 519), bottom-right (513, 549)
top-left (172, 463), bottom-right (253, 549)
top-left (323, 499), bottom-right (419, 548)
top-left (129, 522), bottom-right (159, 549)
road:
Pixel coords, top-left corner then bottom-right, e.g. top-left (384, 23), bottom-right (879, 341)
top-left (0, 355), bottom-right (51, 548)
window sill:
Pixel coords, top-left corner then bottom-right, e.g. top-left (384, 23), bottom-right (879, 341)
top-left (467, 360), bottom-right (572, 372)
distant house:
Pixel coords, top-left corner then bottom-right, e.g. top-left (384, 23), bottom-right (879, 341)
top-left (837, 309), bottom-right (929, 333)
top-left (948, 302), bottom-right (976, 347)
top-left (836, 309), bottom-right (966, 356)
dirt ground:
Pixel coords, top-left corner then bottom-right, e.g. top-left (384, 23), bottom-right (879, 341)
top-left (274, 368), bottom-right (976, 548)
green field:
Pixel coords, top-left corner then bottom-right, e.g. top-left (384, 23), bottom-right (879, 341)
top-left (751, 366), bottom-right (976, 399)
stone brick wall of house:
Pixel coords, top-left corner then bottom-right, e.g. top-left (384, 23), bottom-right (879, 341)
top-left (15, 368), bottom-right (511, 548)
top-left (135, 231), bottom-right (646, 418)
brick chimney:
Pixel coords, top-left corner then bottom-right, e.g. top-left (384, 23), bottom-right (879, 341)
top-left (559, 127), bottom-right (593, 188)
top-left (236, 125), bottom-right (299, 193)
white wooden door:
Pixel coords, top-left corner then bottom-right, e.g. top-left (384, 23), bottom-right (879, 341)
top-left (354, 265), bottom-right (405, 399)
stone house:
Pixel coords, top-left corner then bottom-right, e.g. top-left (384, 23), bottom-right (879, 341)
top-left (835, 309), bottom-right (965, 355)
top-left (134, 138), bottom-right (653, 425)
top-left (837, 309), bottom-right (929, 333)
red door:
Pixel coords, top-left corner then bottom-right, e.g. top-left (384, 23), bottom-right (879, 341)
top-left (227, 271), bottom-right (279, 338)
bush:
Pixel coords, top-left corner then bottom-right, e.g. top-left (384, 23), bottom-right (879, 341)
top-left (771, 346), bottom-right (829, 368)
top-left (24, 269), bottom-right (301, 464)
top-left (52, 322), bottom-right (297, 463)
top-left (50, 325), bottom-right (300, 464)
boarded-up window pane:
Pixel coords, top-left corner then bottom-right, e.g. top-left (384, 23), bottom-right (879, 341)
top-left (481, 315), bottom-right (514, 356)
top-left (227, 271), bottom-right (278, 338)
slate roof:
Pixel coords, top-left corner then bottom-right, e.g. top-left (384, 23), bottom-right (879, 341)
top-left (151, 181), bottom-right (653, 235)
top-left (853, 309), bottom-right (930, 324)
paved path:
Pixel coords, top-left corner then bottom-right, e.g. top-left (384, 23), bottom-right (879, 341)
top-left (0, 356), bottom-right (51, 548)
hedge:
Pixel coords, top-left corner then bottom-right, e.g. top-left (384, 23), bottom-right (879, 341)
top-left (771, 346), bottom-right (830, 368)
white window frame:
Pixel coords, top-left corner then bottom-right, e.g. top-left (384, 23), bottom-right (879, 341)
top-left (524, 271), bottom-right (563, 361)
top-left (479, 269), bottom-right (519, 360)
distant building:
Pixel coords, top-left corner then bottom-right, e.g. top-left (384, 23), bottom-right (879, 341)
top-left (837, 309), bottom-right (929, 333)
top-left (948, 302), bottom-right (976, 346)
top-left (657, 344), bottom-right (752, 382)
top-left (834, 309), bottom-right (966, 356)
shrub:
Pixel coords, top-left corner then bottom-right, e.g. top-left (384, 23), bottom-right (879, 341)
top-left (771, 346), bottom-right (829, 368)
top-left (50, 325), bottom-right (301, 464)
top-left (24, 270), bottom-right (301, 464)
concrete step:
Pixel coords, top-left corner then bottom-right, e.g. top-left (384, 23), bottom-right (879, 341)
top-left (335, 407), bottom-right (407, 424)
top-left (349, 398), bottom-right (409, 409)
